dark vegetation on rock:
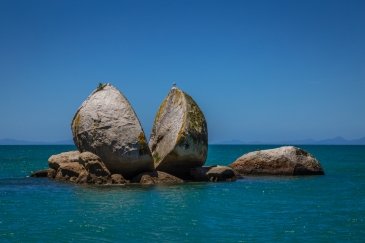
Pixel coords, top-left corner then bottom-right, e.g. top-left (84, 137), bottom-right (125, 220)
top-left (148, 87), bottom-right (208, 177)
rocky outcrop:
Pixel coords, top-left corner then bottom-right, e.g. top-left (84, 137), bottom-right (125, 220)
top-left (48, 151), bottom-right (80, 170)
top-left (44, 151), bottom-right (127, 184)
top-left (111, 174), bottom-right (125, 184)
top-left (32, 150), bottom-right (243, 185)
top-left (190, 166), bottom-right (238, 182)
top-left (33, 150), bottom-right (188, 185)
top-left (71, 84), bottom-right (154, 178)
top-left (149, 87), bottom-right (208, 177)
top-left (31, 83), bottom-right (252, 186)
top-left (230, 146), bottom-right (325, 176)
top-left (131, 171), bottom-right (184, 185)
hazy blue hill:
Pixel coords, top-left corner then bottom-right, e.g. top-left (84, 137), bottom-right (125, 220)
top-left (316, 136), bottom-right (349, 145)
top-left (314, 136), bottom-right (365, 145)
top-left (216, 137), bottom-right (365, 145)
top-left (0, 138), bottom-right (73, 145)
top-left (351, 137), bottom-right (365, 145)
top-left (52, 139), bottom-right (74, 145)
top-left (0, 139), bottom-right (36, 145)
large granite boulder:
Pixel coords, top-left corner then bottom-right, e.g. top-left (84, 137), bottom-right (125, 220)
top-left (230, 146), bottom-right (325, 176)
top-left (149, 87), bottom-right (208, 177)
top-left (71, 84), bottom-right (154, 178)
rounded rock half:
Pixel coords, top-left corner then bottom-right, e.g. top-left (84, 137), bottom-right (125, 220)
top-left (71, 84), bottom-right (153, 178)
top-left (149, 87), bottom-right (208, 176)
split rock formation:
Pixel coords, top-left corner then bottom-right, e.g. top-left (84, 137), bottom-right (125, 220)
top-left (71, 84), bottom-right (154, 178)
top-left (149, 87), bottom-right (208, 177)
top-left (31, 83), bottom-right (324, 186)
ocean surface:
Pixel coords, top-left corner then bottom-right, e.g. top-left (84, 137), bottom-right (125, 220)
top-left (0, 145), bottom-right (364, 242)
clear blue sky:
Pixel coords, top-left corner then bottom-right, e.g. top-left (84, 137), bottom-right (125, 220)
top-left (0, 0), bottom-right (364, 143)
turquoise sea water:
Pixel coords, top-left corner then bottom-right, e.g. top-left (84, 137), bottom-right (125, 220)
top-left (0, 145), bottom-right (364, 242)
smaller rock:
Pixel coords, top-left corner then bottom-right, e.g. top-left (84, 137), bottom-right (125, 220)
top-left (79, 152), bottom-right (102, 165)
top-left (31, 169), bottom-right (50, 178)
top-left (155, 171), bottom-right (184, 184)
top-left (86, 174), bottom-right (109, 184)
top-left (190, 166), bottom-right (238, 182)
top-left (85, 160), bottom-right (110, 177)
top-left (138, 174), bottom-right (155, 185)
top-left (206, 166), bottom-right (237, 182)
top-left (230, 146), bottom-right (325, 176)
top-left (132, 171), bottom-right (184, 185)
top-left (55, 162), bottom-right (86, 180)
top-left (46, 151), bottom-right (115, 184)
top-left (48, 151), bottom-right (80, 171)
top-left (110, 174), bottom-right (127, 184)
top-left (48, 151), bottom-right (81, 170)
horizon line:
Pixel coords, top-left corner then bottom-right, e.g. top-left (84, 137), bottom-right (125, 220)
top-left (1, 136), bottom-right (365, 146)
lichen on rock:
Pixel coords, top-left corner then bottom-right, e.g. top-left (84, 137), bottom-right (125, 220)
top-left (71, 84), bottom-right (154, 178)
top-left (149, 87), bottom-right (208, 177)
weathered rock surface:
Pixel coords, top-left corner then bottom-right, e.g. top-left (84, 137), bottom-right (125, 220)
top-left (149, 87), bottom-right (208, 177)
top-left (230, 146), bottom-right (325, 176)
top-left (206, 166), bottom-right (238, 181)
top-left (48, 151), bottom-right (80, 170)
top-left (111, 174), bottom-right (127, 184)
top-left (132, 171), bottom-right (184, 185)
top-left (33, 150), bottom-right (240, 185)
top-left (71, 84), bottom-right (154, 178)
top-left (44, 151), bottom-right (127, 184)
top-left (190, 166), bottom-right (238, 182)
top-left (55, 162), bottom-right (86, 182)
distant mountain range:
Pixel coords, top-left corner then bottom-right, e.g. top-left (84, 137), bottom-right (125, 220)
top-left (0, 138), bottom-right (74, 145)
top-left (1, 136), bottom-right (365, 145)
top-left (215, 136), bottom-right (365, 145)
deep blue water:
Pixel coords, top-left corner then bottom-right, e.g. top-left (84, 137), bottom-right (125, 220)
top-left (0, 145), bottom-right (364, 242)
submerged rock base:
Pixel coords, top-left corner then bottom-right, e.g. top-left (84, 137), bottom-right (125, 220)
top-left (31, 151), bottom-right (237, 185)
top-left (31, 146), bottom-right (325, 185)
top-left (32, 151), bottom-right (128, 185)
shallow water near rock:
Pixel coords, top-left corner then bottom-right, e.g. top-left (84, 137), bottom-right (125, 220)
top-left (1, 145), bottom-right (364, 242)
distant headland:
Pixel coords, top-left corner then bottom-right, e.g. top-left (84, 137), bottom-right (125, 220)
top-left (214, 136), bottom-right (365, 145)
